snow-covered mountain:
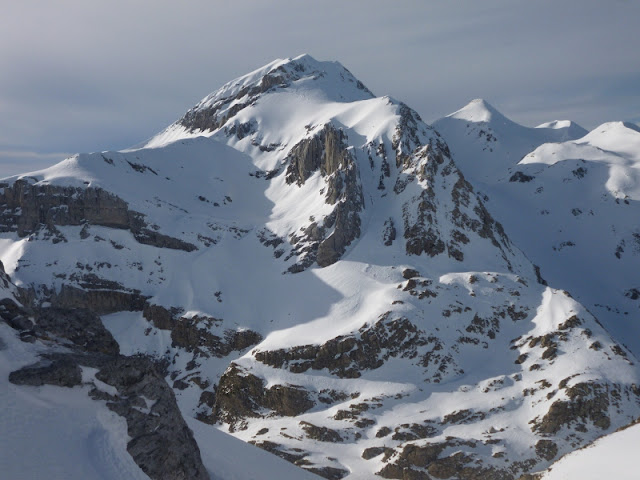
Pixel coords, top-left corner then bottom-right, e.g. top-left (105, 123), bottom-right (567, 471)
top-left (432, 99), bottom-right (588, 184)
top-left (1, 55), bottom-right (639, 480)
top-left (434, 101), bottom-right (640, 357)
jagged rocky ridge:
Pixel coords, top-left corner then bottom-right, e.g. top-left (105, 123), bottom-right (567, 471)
top-left (0, 55), bottom-right (639, 479)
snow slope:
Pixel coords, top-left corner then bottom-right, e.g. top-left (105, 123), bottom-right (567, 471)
top-left (541, 421), bottom-right (640, 480)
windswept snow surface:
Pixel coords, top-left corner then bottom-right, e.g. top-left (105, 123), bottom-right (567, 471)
top-left (541, 422), bottom-right (640, 480)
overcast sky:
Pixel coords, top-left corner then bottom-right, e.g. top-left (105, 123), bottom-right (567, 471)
top-left (1, 0), bottom-right (639, 176)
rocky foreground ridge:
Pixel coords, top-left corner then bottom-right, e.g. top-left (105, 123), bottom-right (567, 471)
top-left (1, 55), bottom-right (639, 479)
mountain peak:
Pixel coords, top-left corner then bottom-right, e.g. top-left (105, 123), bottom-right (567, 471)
top-left (536, 120), bottom-right (588, 141)
top-left (536, 120), bottom-right (580, 130)
top-left (144, 55), bottom-right (376, 148)
top-left (446, 98), bottom-right (505, 124)
top-left (581, 121), bottom-right (640, 142)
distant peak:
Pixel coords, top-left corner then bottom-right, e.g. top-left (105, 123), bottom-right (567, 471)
top-left (536, 120), bottom-right (588, 139)
top-left (469, 98), bottom-right (493, 108)
top-left (447, 98), bottom-right (505, 123)
top-left (589, 121), bottom-right (640, 135)
top-left (536, 120), bottom-right (575, 129)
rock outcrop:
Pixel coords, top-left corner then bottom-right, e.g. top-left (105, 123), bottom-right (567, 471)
top-left (254, 313), bottom-right (429, 378)
top-left (142, 303), bottom-right (262, 358)
top-left (0, 180), bottom-right (196, 251)
top-left (10, 353), bottom-right (209, 480)
top-left (285, 123), bottom-right (364, 270)
top-left (211, 363), bottom-right (315, 431)
top-left (3, 266), bottom-right (208, 480)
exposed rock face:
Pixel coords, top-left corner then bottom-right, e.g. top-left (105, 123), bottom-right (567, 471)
top-left (509, 171), bottom-right (535, 183)
top-left (2, 267), bottom-right (136, 350)
top-left (143, 303), bottom-right (183, 330)
top-left (387, 103), bottom-right (517, 268)
top-left (392, 103), bottom-right (429, 167)
top-left (0, 180), bottom-right (196, 251)
top-left (285, 123), bottom-right (364, 270)
top-left (307, 466), bottom-right (350, 479)
top-left (33, 307), bottom-right (120, 354)
top-left (212, 363), bottom-right (315, 431)
top-left (172, 317), bottom-right (263, 358)
top-left (93, 355), bottom-right (209, 480)
top-left (142, 304), bottom-right (262, 358)
top-left (49, 282), bottom-right (148, 315)
top-left (0, 297), bottom-right (32, 334)
top-left (9, 354), bottom-right (83, 387)
top-left (10, 353), bottom-right (209, 480)
top-left (0, 179), bottom-right (129, 235)
top-left (248, 439), bottom-right (350, 479)
top-left (532, 381), bottom-right (615, 434)
top-left (299, 421), bottom-right (343, 443)
top-left (382, 218), bottom-right (396, 246)
top-left (3, 265), bottom-right (208, 480)
top-left (398, 140), bottom-right (515, 269)
top-left (362, 447), bottom-right (393, 460)
top-left (254, 313), bottom-right (429, 378)
top-left (179, 72), bottom-right (289, 134)
top-left (402, 268), bottom-right (420, 279)
top-left (377, 438), bottom-right (516, 480)
top-left (285, 124), bottom-right (352, 187)
top-left (535, 440), bottom-right (558, 461)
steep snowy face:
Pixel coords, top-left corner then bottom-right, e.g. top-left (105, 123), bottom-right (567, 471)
top-left (0, 56), bottom-right (639, 480)
top-left (433, 99), bottom-right (587, 183)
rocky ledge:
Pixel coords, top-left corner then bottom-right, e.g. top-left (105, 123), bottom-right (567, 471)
top-left (0, 179), bottom-right (196, 251)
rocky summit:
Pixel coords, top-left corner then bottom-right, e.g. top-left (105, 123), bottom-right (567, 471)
top-left (1, 54), bottom-right (639, 480)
